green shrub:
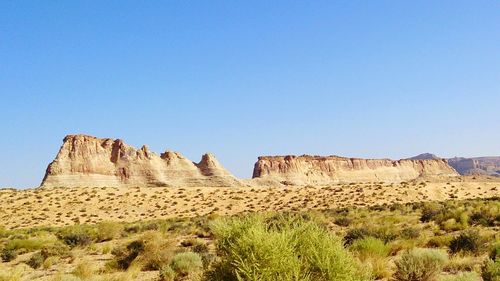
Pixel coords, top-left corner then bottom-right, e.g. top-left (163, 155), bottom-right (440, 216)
top-left (159, 265), bottom-right (176, 281)
top-left (15, 240), bottom-right (70, 270)
top-left (1, 249), bottom-right (17, 262)
top-left (444, 255), bottom-right (482, 274)
top-left (419, 202), bottom-right (473, 231)
top-left (482, 259), bottom-right (500, 281)
top-left (4, 236), bottom-right (57, 252)
top-left (206, 214), bottom-right (369, 281)
top-left (42, 256), bottom-right (58, 270)
top-left (421, 203), bottom-right (445, 222)
top-left (350, 237), bottom-right (390, 260)
top-left (394, 248), bottom-right (448, 281)
top-left (350, 237), bottom-right (391, 279)
top-left (96, 221), bottom-right (123, 242)
top-left (26, 252), bottom-right (44, 269)
top-left (40, 243), bottom-right (71, 260)
top-left (343, 228), bottom-right (371, 246)
top-left (490, 241), bottom-right (500, 261)
top-left (124, 224), bottom-right (140, 234)
top-left (139, 231), bottom-right (174, 270)
top-left (428, 235), bottom-right (453, 248)
top-left (343, 226), bottom-right (398, 246)
top-left (389, 239), bottom-right (421, 256)
top-left (58, 226), bottom-right (95, 247)
top-left (470, 204), bottom-right (499, 227)
top-left (170, 252), bottom-right (202, 276)
top-left (449, 231), bottom-right (482, 255)
top-left (442, 218), bottom-right (466, 232)
top-left (127, 240), bottom-right (145, 253)
top-left (112, 240), bottom-right (144, 270)
top-left (402, 227), bottom-right (421, 239)
top-left (111, 231), bottom-right (173, 271)
top-left (334, 216), bottom-right (352, 227)
top-left (371, 226), bottom-right (399, 243)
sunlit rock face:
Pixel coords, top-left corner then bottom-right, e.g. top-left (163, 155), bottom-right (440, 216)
top-left (41, 135), bottom-right (242, 188)
top-left (448, 157), bottom-right (500, 176)
top-left (252, 155), bottom-right (459, 185)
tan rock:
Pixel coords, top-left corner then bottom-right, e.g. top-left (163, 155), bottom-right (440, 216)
top-left (252, 155), bottom-right (459, 185)
top-left (41, 135), bottom-right (242, 187)
top-left (448, 156), bottom-right (500, 176)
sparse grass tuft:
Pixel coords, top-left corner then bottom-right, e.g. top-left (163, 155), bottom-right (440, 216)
top-left (26, 252), bottom-right (44, 269)
top-left (394, 248), bottom-right (448, 281)
top-left (350, 237), bottom-right (390, 260)
top-left (72, 259), bottom-right (95, 280)
top-left (170, 252), bottom-right (203, 277)
top-left (350, 237), bottom-right (391, 279)
top-left (97, 221), bottom-right (124, 242)
top-left (159, 265), bottom-right (175, 281)
top-left (439, 272), bottom-right (481, 281)
top-left (0, 264), bottom-right (30, 281)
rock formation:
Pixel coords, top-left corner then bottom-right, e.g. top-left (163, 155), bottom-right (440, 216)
top-left (43, 134), bottom-right (492, 188)
top-left (407, 153), bottom-right (441, 160)
top-left (448, 157), bottom-right (500, 176)
top-left (252, 155), bottom-right (459, 185)
top-left (41, 135), bottom-right (242, 187)
top-left (407, 153), bottom-right (500, 177)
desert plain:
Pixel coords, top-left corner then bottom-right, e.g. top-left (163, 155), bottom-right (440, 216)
top-left (0, 135), bottom-right (499, 281)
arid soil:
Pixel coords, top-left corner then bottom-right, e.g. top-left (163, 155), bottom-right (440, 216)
top-left (1, 176), bottom-right (498, 230)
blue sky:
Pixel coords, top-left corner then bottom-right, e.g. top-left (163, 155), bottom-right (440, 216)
top-left (1, 1), bottom-right (499, 188)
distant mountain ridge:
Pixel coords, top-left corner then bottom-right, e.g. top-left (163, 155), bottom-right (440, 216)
top-left (408, 153), bottom-right (442, 160)
top-left (448, 157), bottom-right (500, 176)
top-left (408, 153), bottom-right (500, 177)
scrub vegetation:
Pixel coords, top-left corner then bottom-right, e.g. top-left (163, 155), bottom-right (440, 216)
top-left (0, 197), bottom-right (498, 281)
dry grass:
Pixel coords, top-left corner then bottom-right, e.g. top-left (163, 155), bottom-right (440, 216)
top-left (0, 177), bottom-right (498, 281)
top-left (0, 176), bottom-right (498, 229)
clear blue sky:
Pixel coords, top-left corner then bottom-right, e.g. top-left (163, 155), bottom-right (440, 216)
top-left (1, 1), bottom-right (499, 188)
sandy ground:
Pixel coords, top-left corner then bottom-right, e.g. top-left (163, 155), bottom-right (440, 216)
top-left (1, 176), bottom-right (498, 230)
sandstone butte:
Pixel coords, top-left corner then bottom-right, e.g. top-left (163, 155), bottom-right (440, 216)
top-left (252, 155), bottom-right (459, 185)
top-left (41, 135), bottom-right (242, 188)
top-left (41, 134), bottom-right (460, 188)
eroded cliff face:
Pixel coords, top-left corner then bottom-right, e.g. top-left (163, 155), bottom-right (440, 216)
top-left (448, 157), bottom-right (500, 176)
top-left (252, 155), bottom-right (459, 185)
top-left (41, 135), bottom-right (242, 187)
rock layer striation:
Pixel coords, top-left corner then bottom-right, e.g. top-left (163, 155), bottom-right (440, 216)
top-left (41, 135), bottom-right (241, 187)
top-left (252, 155), bottom-right (459, 185)
top-left (448, 157), bottom-right (500, 176)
